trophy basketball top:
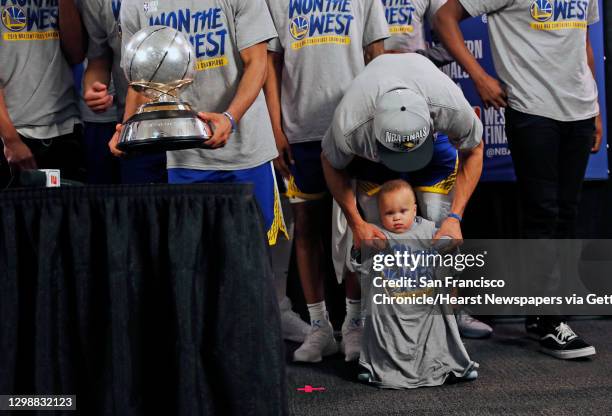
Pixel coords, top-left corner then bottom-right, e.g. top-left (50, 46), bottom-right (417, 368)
top-left (122, 25), bottom-right (195, 100)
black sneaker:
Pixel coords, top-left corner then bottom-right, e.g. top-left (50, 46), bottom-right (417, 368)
top-left (538, 321), bottom-right (596, 359)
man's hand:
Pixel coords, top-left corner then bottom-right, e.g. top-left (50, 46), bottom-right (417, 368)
top-left (108, 124), bottom-right (125, 158)
top-left (198, 112), bottom-right (232, 149)
top-left (273, 130), bottom-right (294, 179)
top-left (433, 217), bottom-right (463, 248)
top-left (352, 221), bottom-right (387, 250)
top-left (474, 73), bottom-right (507, 109)
top-left (84, 82), bottom-right (114, 113)
top-left (592, 114), bottom-right (603, 153)
top-left (3, 135), bottom-right (37, 170)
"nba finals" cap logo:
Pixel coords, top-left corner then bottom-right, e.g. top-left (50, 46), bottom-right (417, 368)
top-left (383, 126), bottom-right (429, 152)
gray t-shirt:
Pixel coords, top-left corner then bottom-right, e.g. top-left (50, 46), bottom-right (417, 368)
top-left (322, 53), bottom-right (482, 169)
top-left (121, 0), bottom-right (279, 170)
top-left (80, 0), bottom-right (127, 120)
top-left (266, 0), bottom-right (389, 144)
top-left (0, 1), bottom-right (80, 129)
top-left (382, 0), bottom-right (445, 52)
top-left (358, 218), bottom-right (477, 389)
top-left (459, 0), bottom-right (599, 122)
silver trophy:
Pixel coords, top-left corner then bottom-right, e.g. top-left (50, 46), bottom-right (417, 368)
top-left (118, 26), bottom-right (212, 153)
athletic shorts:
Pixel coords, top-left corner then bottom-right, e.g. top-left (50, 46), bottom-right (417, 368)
top-left (349, 134), bottom-right (459, 197)
top-left (168, 162), bottom-right (288, 246)
top-left (281, 141), bottom-right (327, 203)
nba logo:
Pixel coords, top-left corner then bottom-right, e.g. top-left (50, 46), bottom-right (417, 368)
top-left (473, 106), bottom-right (482, 119)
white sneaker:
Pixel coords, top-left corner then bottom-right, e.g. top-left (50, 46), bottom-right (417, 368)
top-left (340, 318), bottom-right (363, 362)
top-left (456, 310), bottom-right (493, 339)
top-left (293, 319), bottom-right (338, 363)
top-left (279, 299), bottom-right (310, 343)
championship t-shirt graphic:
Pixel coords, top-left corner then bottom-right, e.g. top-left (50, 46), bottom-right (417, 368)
top-left (382, 0), bottom-right (415, 35)
top-left (529, 0), bottom-right (590, 30)
top-left (147, 6), bottom-right (229, 71)
top-left (287, 0), bottom-right (355, 50)
top-left (1, 0), bottom-right (59, 41)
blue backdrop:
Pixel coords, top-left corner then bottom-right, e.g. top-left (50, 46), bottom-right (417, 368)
top-left (437, 0), bottom-right (608, 182)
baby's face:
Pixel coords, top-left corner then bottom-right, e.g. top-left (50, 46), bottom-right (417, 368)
top-left (378, 188), bottom-right (417, 234)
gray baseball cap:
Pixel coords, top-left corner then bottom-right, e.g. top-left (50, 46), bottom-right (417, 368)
top-left (374, 89), bottom-right (434, 173)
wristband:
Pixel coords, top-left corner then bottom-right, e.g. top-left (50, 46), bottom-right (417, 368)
top-left (222, 111), bottom-right (237, 133)
top-left (448, 213), bottom-right (462, 222)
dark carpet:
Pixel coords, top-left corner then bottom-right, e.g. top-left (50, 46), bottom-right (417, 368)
top-left (286, 319), bottom-right (612, 416)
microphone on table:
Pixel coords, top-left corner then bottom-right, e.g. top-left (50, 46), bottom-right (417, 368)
top-left (17, 169), bottom-right (83, 188)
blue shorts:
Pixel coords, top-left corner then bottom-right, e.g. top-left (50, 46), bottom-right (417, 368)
top-left (168, 162), bottom-right (287, 246)
top-left (350, 134), bottom-right (459, 196)
top-left (280, 141), bottom-right (328, 202)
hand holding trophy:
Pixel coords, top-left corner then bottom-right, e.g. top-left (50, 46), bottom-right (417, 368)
top-left (118, 26), bottom-right (212, 153)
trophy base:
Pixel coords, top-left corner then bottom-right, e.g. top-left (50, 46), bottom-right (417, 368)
top-left (117, 102), bottom-right (212, 154)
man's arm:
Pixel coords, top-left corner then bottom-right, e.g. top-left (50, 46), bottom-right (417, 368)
top-left (83, 55), bottom-right (114, 113)
top-left (198, 42), bottom-right (269, 149)
top-left (263, 51), bottom-right (293, 178)
top-left (364, 40), bottom-right (385, 64)
top-left (434, 0), bottom-right (506, 108)
top-left (58, 0), bottom-right (86, 64)
top-left (586, 32), bottom-right (602, 153)
top-left (322, 154), bottom-right (386, 248)
top-left (434, 141), bottom-right (483, 241)
top-left (0, 88), bottom-right (36, 170)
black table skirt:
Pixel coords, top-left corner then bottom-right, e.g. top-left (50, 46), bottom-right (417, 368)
top-left (0, 184), bottom-right (287, 415)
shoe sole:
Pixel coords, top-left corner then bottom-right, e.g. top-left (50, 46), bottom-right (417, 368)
top-left (540, 346), bottom-right (597, 360)
top-left (460, 328), bottom-right (493, 339)
top-left (293, 342), bottom-right (339, 363)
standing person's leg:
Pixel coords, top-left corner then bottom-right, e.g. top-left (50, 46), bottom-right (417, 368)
top-left (83, 121), bottom-right (120, 184)
top-left (556, 118), bottom-right (595, 238)
top-left (271, 181), bottom-right (310, 343)
top-left (121, 153), bottom-right (168, 184)
top-left (330, 189), bottom-right (363, 362)
top-left (506, 108), bottom-right (595, 358)
top-left (505, 108), bottom-right (561, 239)
top-left (31, 124), bottom-right (87, 182)
top-left (284, 142), bottom-right (338, 363)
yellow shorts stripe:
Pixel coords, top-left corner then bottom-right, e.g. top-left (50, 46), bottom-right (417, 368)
top-left (268, 168), bottom-right (289, 246)
top-left (283, 176), bottom-right (327, 201)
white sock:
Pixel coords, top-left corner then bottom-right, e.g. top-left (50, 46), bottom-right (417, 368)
top-left (307, 301), bottom-right (328, 327)
top-left (345, 298), bottom-right (362, 327)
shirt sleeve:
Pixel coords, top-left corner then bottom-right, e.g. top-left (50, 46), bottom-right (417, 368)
top-left (81, 0), bottom-right (109, 59)
top-left (457, 0), bottom-right (516, 17)
top-left (234, 0), bottom-right (278, 51)
top-left (267, 37), bottom-right (283, 53)
top-left (587, 0), bottom-right (599, 25)
top-left (362, 0), bottom-right (390, 47)
top-left (119, 0), bottom-right (142, 72)
top-left (438, 103), bottom-right (483, 151)
top-left (322, 123), bottom-right (355, 170)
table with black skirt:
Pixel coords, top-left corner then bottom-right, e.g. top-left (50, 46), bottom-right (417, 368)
top-left (0, 184), bottom-right (287, 416)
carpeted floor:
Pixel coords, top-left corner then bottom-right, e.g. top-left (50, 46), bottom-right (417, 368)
top-left (286, 319), bottom-right (612, 415)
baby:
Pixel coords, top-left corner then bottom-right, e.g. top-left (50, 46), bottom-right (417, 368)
top-left (355, 179), bottom-right (478, 389)
top-left (377, 179), bottom-right (418, 234)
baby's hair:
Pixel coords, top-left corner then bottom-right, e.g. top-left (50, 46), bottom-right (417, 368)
top-left (377, 179), bottom-right (416, 204)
